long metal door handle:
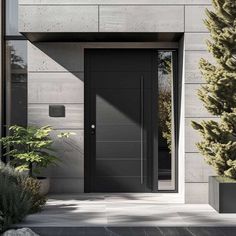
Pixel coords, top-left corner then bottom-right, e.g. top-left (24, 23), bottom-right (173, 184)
top-left (140, 75), bottom-right (144, 184)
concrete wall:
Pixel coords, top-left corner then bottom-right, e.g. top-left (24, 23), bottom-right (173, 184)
top-left (184, 10), bottom-right (215, 203)
top-left (20, 0), bottom-right (214, 203)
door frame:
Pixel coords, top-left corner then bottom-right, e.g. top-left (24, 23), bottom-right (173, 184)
top-left (84, 48), bottom-right (178, 193)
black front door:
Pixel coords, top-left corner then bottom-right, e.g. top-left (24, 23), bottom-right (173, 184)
top-left (85, 49), bottom-right (157, 192)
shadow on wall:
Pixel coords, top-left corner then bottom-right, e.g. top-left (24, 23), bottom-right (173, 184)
top-left (28, 41), bottom-right (184, 194)
top-left (28, 42), bottom-right (85, 192)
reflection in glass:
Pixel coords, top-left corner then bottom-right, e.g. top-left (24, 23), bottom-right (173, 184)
top-left (158, 51), bottom-right (175, 190)
top-left (6, 0), bottom-right (21, 36)
top-left (5, 40), bottom-right (27, 127)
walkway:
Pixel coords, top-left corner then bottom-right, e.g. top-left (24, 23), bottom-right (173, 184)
top-left (18, 194), bottom-right (236, 228)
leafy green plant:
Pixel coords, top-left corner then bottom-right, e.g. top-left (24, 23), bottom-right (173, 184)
top-left (191, 0), bottom-right (236, 179)
top-left (0, 125), bottom-right (72, 177)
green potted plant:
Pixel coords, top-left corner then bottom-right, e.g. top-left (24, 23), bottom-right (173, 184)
top-left (0, 125), bottom-right (72, 195)
top-left (192, 0), bottom-right (236, 213)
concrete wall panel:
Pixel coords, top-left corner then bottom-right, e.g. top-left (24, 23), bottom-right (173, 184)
top-left (185, 33), bottom-right (209, 51)
top-left (185, 84), bottom-right (213, 118)
top-left (28, 104), bottom-right (84, 129)
top-left (100, 6), bottom-right (184, 32)
top-left (28, 72), bottom-right (84, 104)
top-left (185, 50), bottom-right (214, 84)
top-left (185, 183), bottom-right (208, 203)
top-left (185, 6), bottom-right (210, 32)
top-left (19, 5), bottom-right (98, 32)
top-left (185, 118), bottom-right (200, 153)
top-left (185, 153), bottom-right (214, 183)
top-left (28, 42), bottom-right (84, 72)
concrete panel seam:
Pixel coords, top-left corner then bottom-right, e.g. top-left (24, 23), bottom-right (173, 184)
top-left (184, 82), bottom-right (207, 85)
top-left (185, 116), bottom-right (217, 119)
top-left (98, 5), bottom-right (100, 32)
top-left (49, 177), bottom-right (84, 179)
top-left (20, 4), bottom-right (211, 6)
top-left (185, 49), bottom-right (209, 51)
top-left (28, 103), bottom-right (84, 105)
top-left (184, 4), bottom-right (185, 32)
top-left (28, 71), bottom-right (85, 73)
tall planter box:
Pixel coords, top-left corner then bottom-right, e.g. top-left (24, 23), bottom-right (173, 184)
top-left (209, 176), bottom-right (236, 213)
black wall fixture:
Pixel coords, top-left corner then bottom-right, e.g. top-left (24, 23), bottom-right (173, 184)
top-left (49, 105), bottom-right (65, 117)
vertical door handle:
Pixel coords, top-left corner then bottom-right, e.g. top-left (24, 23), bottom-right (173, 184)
top-left (140, 76), bottom-right (144, 184)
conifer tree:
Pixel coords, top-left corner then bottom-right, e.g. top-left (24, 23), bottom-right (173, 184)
top-left (191, 0), bottom-right (236, 179)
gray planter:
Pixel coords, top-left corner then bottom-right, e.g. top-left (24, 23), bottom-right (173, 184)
top-left (209, 176), bottom-right (236, 213)
top-left (37, 177), bottom-right (50, 195)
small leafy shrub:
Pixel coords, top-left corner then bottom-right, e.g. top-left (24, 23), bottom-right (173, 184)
top-left (0, 126), bottom-right (58, 177)
top-left (21, 177), bottom-right (47, 213)
top-left (0, 173), bottom-right (31, 233)
top-left (0, 125), bottom-right (73, 177)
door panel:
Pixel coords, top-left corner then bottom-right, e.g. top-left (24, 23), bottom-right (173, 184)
top-left (96, 125), bottom-right (141, 141)
top-left (86, 49), bottom-right (153, 192)
top-left (90, 72), bottom-right (152, 89)
top-left (96, 160), bottom-right (142, 177)
top-left (96, 90), bottom-right (140, 124)
top-left (96, 142), bottom-right (141, 158)
top-left (88, 50), bottom-right (152, 72)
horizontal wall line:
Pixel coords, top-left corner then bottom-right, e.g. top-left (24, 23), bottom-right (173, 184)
top-left (53, 128), bottom-right (84, 131)
top-left (185, 32), bottom-right (210, 34)
top-left (184, 116), bottom-right (220, 119)
top-left (185, 152), bottom-right (200, 154)
top-left (185, 117), bottom-right (217, 119)
top-left (184, 31), bottom-right (209, 33)
top-left (28, 102), bottom-right (84, 105)
top-left (184, 83), bottom-right (206, 85)
top-left (20, 4), bottom-right (99, 6)
top-left (48, 177), bottom-right (84, 179)
top-left (184, 49), bottom-right (207, 51)
top-left (20, 4), bottom-right (211, 6)
top-left (28, 71), bottom-right (84, 73)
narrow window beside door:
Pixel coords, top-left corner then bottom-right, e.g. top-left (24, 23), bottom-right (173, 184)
top-left (157, 51), bottom-right (176, 191)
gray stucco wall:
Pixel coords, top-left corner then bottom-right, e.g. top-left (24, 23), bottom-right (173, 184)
top-left (19, 0), bottom-right (215, 203)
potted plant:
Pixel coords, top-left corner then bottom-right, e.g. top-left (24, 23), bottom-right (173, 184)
top-left (191, 0), bottom-right (236, 213)
top-left (0, 125), bottom-right (72, 195)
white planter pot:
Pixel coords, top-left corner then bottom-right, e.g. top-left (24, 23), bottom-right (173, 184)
top-left (37, 177), bottom-right (50, 195)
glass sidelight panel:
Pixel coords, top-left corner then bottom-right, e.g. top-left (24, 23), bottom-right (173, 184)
top-left (6, 0), bottom-right (21, 36)
top-left (157, 51), bottom-right (176, 191)
top-left (5, 40), bottom-right (27, 127)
